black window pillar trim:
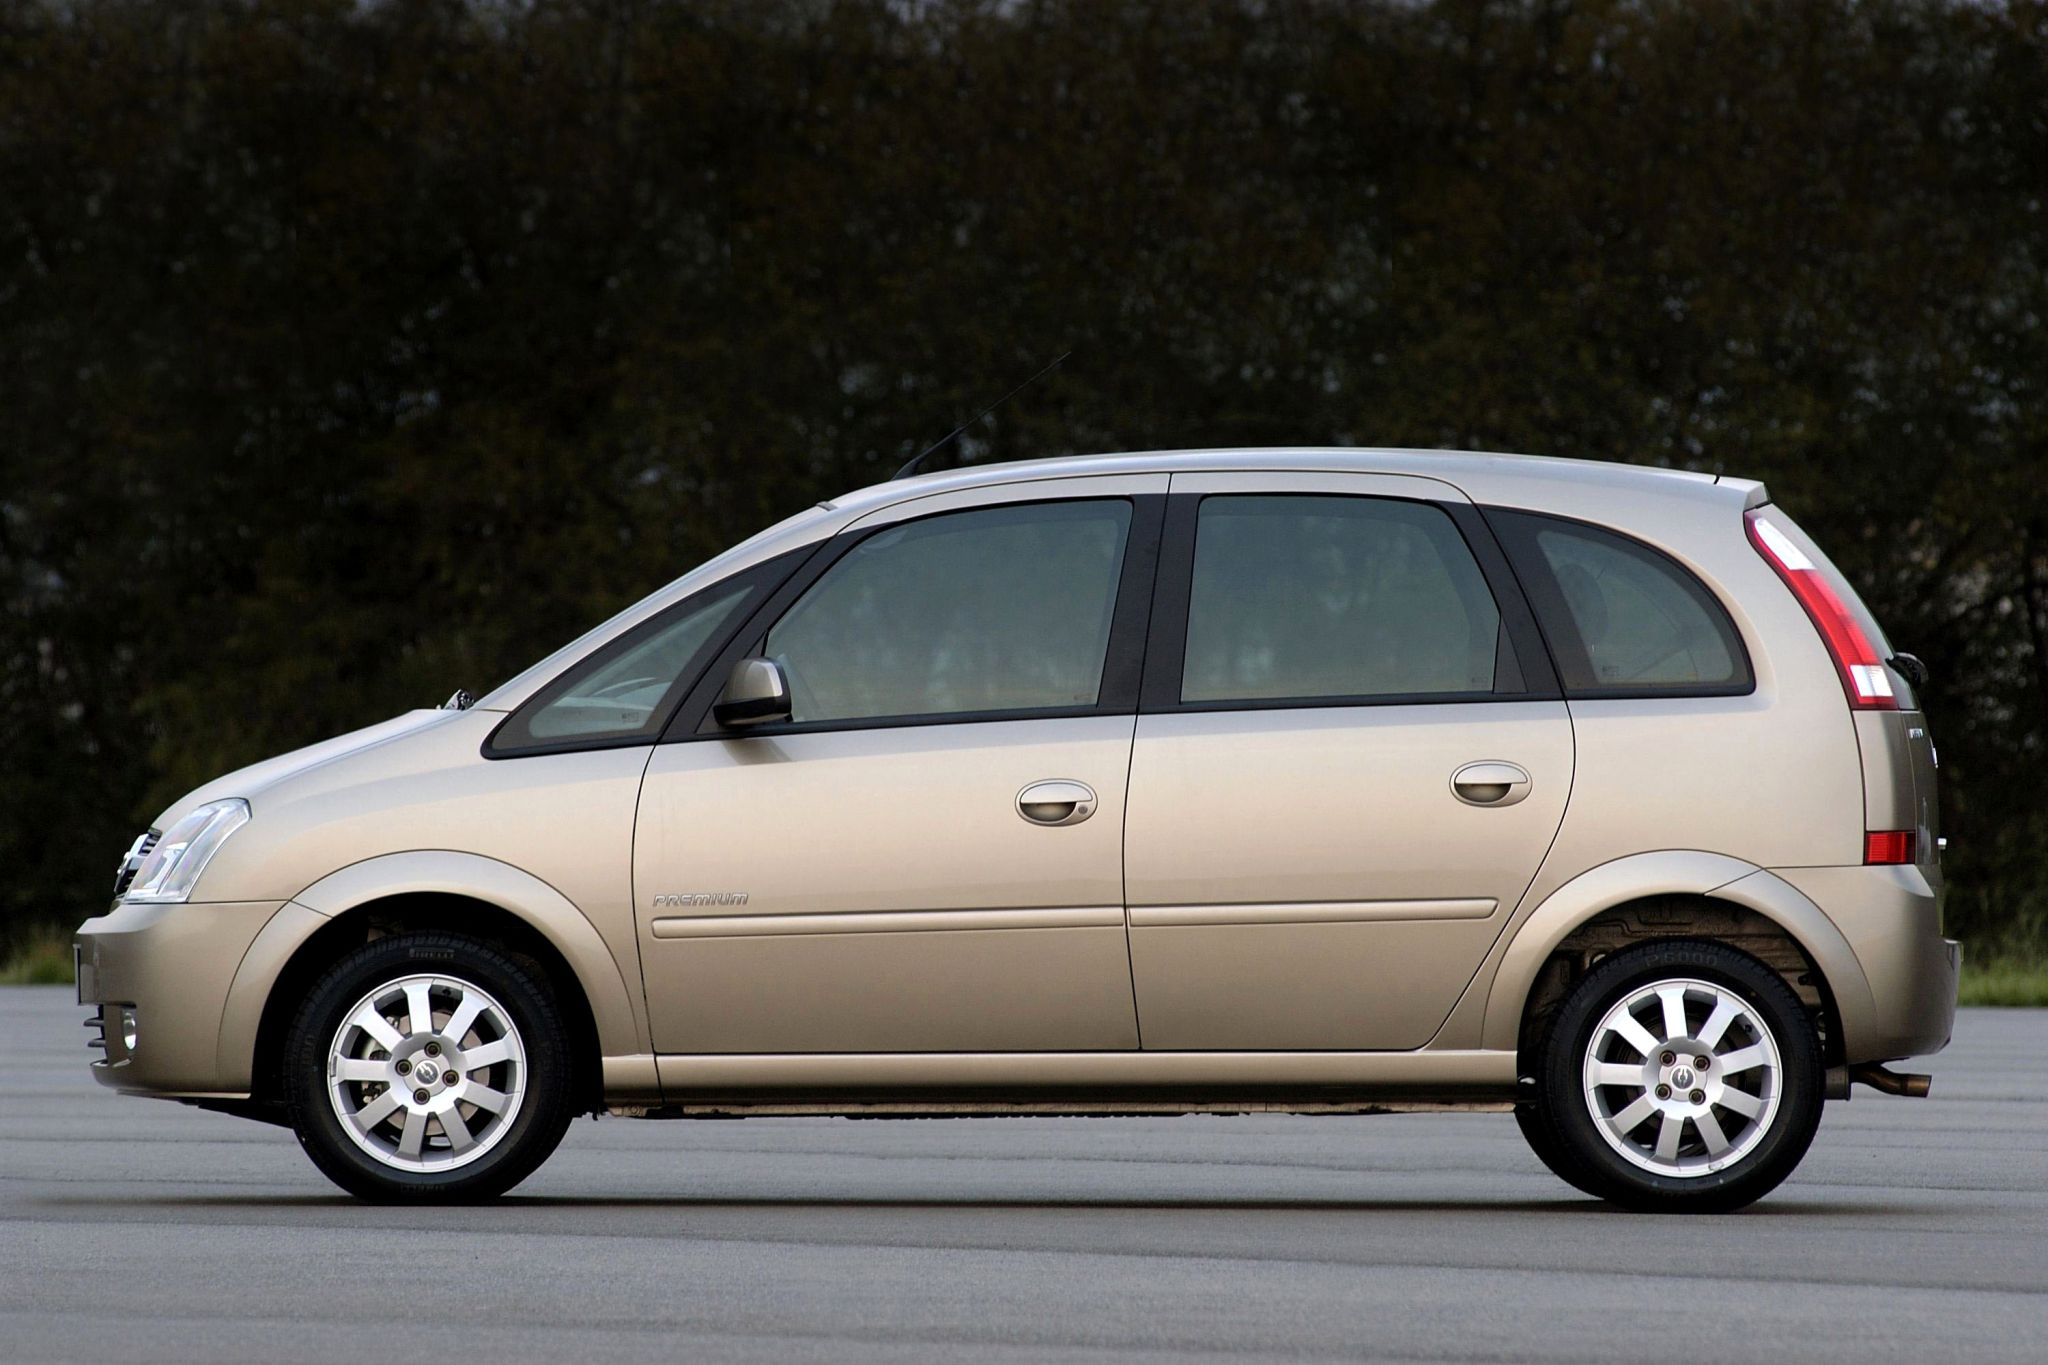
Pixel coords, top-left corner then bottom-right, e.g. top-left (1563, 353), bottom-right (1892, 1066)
top-left (662, 492), bottom-right (1169, 743)
top-left (1136, 493), bottom-right (1199, 712)
top-left (1443, 500), bottom-right (1563, 699)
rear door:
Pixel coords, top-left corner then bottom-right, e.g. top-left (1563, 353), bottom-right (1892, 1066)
top-left (1123, 472), bottom-right (1574, 1050)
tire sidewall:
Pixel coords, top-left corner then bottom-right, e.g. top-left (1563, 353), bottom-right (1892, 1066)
top-left (1514, 1101), bottom-right (1601, 1197)
top-left (285, 933), bottom-right (572, 1202)
top-left (1540, 939), bottom-right (1823, 1212)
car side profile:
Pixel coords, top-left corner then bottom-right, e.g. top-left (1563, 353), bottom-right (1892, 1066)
top-left (74, 449), bottom-right (1957, 1211)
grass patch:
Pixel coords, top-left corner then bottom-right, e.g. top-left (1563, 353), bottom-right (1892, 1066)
top-left (1958, 956), bottom-right (2048, 1007)
top-left (0, 926), bottom-right (76, 986)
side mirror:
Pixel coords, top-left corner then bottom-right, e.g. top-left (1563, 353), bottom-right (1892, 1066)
top-left (713, 657), bottom-right (792, 729)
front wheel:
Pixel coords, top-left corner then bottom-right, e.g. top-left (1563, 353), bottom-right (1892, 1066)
top-left (1525, 939), bottom-right (1823, 1213)
top-left (284, 932), bottom-right (576, 1201)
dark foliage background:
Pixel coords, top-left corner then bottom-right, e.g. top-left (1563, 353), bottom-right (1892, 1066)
top-left (2, 0), bottom-right (2043, 957)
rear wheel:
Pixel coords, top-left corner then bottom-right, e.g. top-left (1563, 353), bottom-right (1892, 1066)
top-left (284, 932), bottom-right (576, 1202)
top-left (1528, 938), bottom-right (1822, 1212)
top-left (1513, 1101), bottom-right (1599, 1196)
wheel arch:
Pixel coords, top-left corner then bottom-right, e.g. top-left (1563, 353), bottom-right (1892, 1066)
top-left (223, 852), bottom-right (642, 1111)
top-left (1481, 852), bottom-right (1878, 1062)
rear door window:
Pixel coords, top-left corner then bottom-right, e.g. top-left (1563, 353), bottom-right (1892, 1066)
top-left (1491, 510), bottom-right (1751, 696)
top-left (1179, 495), bottom-right (1509, 704)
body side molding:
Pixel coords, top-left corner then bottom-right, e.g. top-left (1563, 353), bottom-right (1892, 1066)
top-left (1129, 899), bottom-right (1496, 928)
top-left (651, 905), bottom-right (1124, 939)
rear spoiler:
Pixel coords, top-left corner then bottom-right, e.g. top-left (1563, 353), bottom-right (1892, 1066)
top-left (1713, 474), bottom-right (1771, 510)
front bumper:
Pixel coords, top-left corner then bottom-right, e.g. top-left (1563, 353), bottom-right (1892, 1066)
top-left (1773, 863), bottom-right (1959, 1063)
top-left (74, 899), bottom-right (287, 1096)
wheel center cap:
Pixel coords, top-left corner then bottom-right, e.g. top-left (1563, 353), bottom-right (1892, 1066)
top-left (1671, 1064), bottom-right (1695, 1089)
top-left (412, 1060), bottom-right (440, 1086)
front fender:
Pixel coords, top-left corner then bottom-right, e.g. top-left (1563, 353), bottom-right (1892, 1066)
top-left (217, 851), bottom-right (645, 1090)
top-left (1479, 852), bottom-right (1878, 1058)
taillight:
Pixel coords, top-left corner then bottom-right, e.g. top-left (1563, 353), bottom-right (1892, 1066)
top-left (1746, 510), bottom-right (1897, 710)
top-left (1864, 830), bottom-right (1917, 865)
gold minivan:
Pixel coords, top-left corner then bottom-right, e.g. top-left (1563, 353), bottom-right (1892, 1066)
top-left (74, 449), bottom-right (1958, 1210)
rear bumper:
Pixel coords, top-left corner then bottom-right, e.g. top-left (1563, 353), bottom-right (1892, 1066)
top-left (74, 899), bottom-right (287, 1097)
top-left (1772, 863), bottom-right (1958, 1063)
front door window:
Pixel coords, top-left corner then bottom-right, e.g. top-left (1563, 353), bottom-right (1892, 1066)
top-left (765, 500), bottom-right (1133, 724)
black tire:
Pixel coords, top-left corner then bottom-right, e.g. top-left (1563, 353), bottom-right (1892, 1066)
top-left (284, 931), bottom-right (577, 1202)
top-left (1514, 1101), bottom-right (1601, 1197)
top-left (1530, 938), bottom-right (1823, 1213)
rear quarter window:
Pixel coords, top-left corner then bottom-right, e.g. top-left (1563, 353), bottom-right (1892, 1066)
top-left (1489, 509), bottom-right (1752, 697)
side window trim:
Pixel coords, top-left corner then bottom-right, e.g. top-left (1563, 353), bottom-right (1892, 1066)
top-left (1444, 500), bottom-right (1562, 699)
top-left (1482, 506), bottom-right (1755, 699)
top-left (483, 545), bottom-right (818, 759)
top-left (662, 493), bottom-right (1167, 741)
top-left (1138, 492), bottom-right (1560, 715)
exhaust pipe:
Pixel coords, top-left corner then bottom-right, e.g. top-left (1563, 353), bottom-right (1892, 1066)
top-left (1849, 1064), bottom-right (1932, 1097)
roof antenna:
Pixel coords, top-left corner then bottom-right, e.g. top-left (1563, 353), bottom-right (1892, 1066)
top-left (892, 351), bottom-right (1071, 481)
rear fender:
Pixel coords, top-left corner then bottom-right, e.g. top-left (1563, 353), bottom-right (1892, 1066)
top-left (1480, 851), bottom-right (1877, 1057)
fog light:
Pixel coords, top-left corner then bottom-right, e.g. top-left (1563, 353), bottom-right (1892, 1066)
top-left (121, 1010), bottom-right (138, 1054)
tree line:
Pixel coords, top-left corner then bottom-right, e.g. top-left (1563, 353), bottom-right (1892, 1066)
top-left (3, 0), bottom-right (2043, 956)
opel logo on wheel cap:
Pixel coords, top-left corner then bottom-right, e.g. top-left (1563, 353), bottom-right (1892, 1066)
top-left (412, 1060), bottom-right (440, 1086)
top-left (1671, 1065), bottom-right (1696, 1089)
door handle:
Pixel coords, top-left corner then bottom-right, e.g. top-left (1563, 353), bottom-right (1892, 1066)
top-left (1451, 761), bottom-right (1532, 807)
top-left (1017, 780), bottom-right (1097, 827)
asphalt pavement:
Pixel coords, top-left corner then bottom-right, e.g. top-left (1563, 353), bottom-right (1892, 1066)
top-left (3, 985), bottom-right (2044, 1363)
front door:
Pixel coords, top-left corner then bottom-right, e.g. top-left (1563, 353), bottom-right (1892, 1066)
top-left (634, 479), bottom-right (1165, 1054)
top-left (1123, 473), bottom-right (1574, 1050)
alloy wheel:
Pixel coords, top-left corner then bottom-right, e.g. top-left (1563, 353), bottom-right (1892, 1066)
top-left (1580, 976), bottom-right (1782, 1178)
top-left (325, 974), bottom-right (527, 1173)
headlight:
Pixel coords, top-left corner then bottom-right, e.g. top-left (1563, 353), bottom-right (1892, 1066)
top-left (124, 799), bottom-right (250, 903)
